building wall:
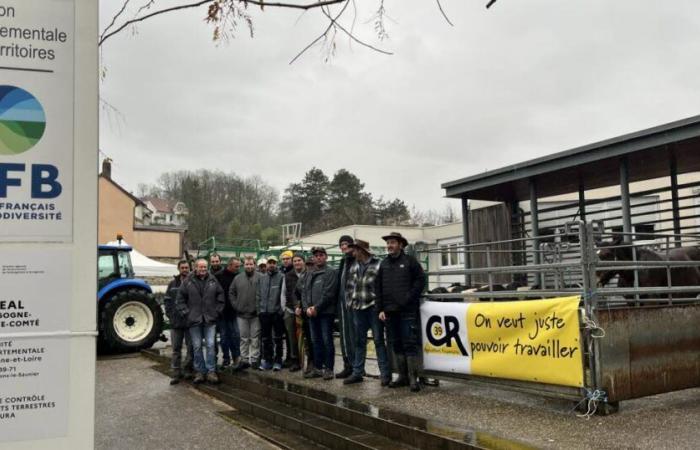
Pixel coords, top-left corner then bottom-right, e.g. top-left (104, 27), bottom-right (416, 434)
top-left (98, 177), bottom-right (135, 245)
top-left (132, 230), bottom-right (182, 258)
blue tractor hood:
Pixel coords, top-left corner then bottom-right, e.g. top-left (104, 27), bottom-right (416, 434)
top-left (98, 278), bottom-right (152, 300)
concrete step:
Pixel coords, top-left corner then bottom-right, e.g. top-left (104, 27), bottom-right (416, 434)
top-left (143, 348), bottom-right (483, 449)
top-left (217, 409), bottom-right (325, 450)
top-left (199, 383), bottom-right (416, 450)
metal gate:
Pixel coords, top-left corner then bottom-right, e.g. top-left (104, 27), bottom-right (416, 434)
top-left (419, 221), bottom-right (700, 413)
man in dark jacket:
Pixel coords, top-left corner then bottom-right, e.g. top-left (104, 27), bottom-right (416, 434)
top-left (376, 232), bottom-right (425, 392)
top-left (176, 259), bottom-right (225, 384)
top-left (335, 235), bottom-right (357, 379)
top-left (301, 247), bottom-right (338, 380)
top-left (281, 252), bottom-right (304, 372)
top-left (215, 257), bottom-right (241, 369)
top-left (230, 256), bottom-right (261, 370)
top-left (164, 260), bottom-right (194, 384)
top-left (256, 256), bottom-right (285, 371)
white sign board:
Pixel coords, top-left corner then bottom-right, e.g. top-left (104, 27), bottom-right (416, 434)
top-left (0, 249), bottom-right (72, 334)
top-left (0, 337), bottom-right (69, 442)
top-left (0, 0), bottom-right (74, 242)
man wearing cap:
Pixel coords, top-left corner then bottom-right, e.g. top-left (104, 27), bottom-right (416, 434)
top-left (376, 232), bottom-right (426, 392)
top-left (335, 235), bottom-right (357, 379)
top-left (278, 250), bottom-right (294, 368)
top-left (257, 258), bottom-right (267, 274)
top-left (257, 256), bottom-right (286, 371)
top-left (280, 252), bottom-right (303, 371)
top-left (300, 246), bottom-right (338, 380)
top-left (343, 240), bottom-right (391, 386)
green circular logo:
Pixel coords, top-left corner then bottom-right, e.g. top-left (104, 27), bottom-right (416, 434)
top-left (0, 85), bottom-right (46, 155)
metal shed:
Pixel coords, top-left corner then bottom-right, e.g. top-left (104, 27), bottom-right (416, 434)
top-left (429, 115), bottom-right (700, 412)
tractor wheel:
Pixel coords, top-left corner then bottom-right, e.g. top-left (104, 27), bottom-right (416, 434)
top-left (100, 289), bottom-right (163, 353)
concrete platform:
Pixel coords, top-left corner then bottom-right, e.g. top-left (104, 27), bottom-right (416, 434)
top-left (154, 345), bottom-right (700, 449)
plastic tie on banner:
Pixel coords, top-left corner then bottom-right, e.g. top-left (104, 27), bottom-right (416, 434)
top-left (582, 315), bottom-right (605, 339)
top-left (574, 388), bottom-right (608, 419)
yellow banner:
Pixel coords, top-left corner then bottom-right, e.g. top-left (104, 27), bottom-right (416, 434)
top-left (466, 296), bottom-right (584, 387)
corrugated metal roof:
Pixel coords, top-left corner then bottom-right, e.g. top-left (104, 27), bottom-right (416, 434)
top-left (442, 114), bottom-right (700, 201)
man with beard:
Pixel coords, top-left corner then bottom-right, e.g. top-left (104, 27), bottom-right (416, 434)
top-left (257, 256), bottom-right (285, 371)
top-left (279, 250), bottom-right (294, 367)
top-left (230, 256), bottom-right (262, 370)
top-left (376, 232), bottom-right (425, 392)
top-left (335, 235), bottom-right (357, 379)
top-left (281, 253), bottom-right (304, 372)
top-left (164, 260), bottom-right (194, 384)
top-left (215, 257), bottom-right (241, 369)
top-left (343, 240), bottom-right (391, 386)
top-left (301, 247), bottom-right (338, 380)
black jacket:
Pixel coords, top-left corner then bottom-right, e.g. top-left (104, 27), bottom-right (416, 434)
top-left (299, 264), bottom-right (338, 315)
top-left (175, 272), bottom-right (225, 326)
top-left (283, 269), bottom-right (303, 311)
top-left (164, 275), bottom-right (188, 329)
top-left (215, 268), bottom-right (238, 319)
top-left (337, 254), bottom-right (356, 308)
top-left (375, 251), bottom-right (425, 313)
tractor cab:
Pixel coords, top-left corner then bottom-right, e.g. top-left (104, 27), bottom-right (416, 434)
top-left (98, 244), bottom-right (136, 290)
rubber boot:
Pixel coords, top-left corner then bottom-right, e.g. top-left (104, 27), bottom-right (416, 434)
top-left (407, 356), bottom-right (422, 392)
top-left (389, 354), bottom-right (409, 388)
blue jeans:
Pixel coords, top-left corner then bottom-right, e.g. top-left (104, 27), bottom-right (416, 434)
top-left (385, 311), bottom-right (420, 357)
top-left (353, 308), bottom-right (390, 379)
top-left (309, 314), bottom-right (335, 370)
top-left (189, 323), bottom-right (217, 374)
top-left (218, 316), bottom-right (240, 363)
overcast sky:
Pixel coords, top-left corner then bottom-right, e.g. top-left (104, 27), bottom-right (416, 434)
top-left (99, 0), bottom-right (700, 213)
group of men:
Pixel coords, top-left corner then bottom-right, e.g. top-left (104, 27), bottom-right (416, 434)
top-left (163, 231), bottom-right (426, 392)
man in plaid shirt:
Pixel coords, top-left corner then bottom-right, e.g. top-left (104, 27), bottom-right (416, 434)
top-left (343, 239), bottom-right (391, 386)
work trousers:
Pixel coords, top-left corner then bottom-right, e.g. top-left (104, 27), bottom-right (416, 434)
top-left (169, 327), bottom-right (193, 374)
top-left (385, 311), bottom-right (420, 357)
top-left (338, 298), bottom-right (356, 369)
top-left (217, 315), bottom-right (240, 364)
top-left (189, 323), bottom-right (217, 374)
top-left (353, 307), bottom-right (390, 379)
top-left (259, 313), bottom-right (285, 365)
top-left (283, 311), bottom-right (299, 363)
top-left (309, 314), bottom-right (335, 370)
top-left (237, 316), bottom-right (261, 363)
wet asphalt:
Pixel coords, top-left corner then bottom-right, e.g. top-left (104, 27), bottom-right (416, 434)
top-left (95, 354), bottom-right (277, 450)
top-left (97, 346), bottom-right (700, 450)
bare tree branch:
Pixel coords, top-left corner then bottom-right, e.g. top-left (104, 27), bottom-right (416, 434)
top-left (100, 0), bottom-right (211, 46)
top-left (319, 6), bottom-right (393, 57)
top-left (288, 0), bottom-right (351, 64)
top-left (100, 0), bottom-right (133, 43)
top-left (99, 0), bottom-right (349, 46)
top-left (435, 0), bottom-right (454, 26)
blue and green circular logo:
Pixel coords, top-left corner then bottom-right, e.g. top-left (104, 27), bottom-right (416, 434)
top-left (0, 85), bottom-right (46, 155)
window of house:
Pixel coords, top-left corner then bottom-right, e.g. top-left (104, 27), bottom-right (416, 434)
top-left (439, 241), bottom-right (464, 267)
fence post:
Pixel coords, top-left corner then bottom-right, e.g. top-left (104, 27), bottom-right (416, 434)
top-left (581, 222), bottom-right (600, 392)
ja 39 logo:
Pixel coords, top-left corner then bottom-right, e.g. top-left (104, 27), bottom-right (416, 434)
top-left (425, 315), bottom-right (469, 356)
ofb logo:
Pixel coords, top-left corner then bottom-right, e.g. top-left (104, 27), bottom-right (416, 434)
top-left (0, 85), bottom-right (46, 155)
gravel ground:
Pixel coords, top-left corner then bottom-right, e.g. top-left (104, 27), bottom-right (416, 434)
top-left (95, 354), bottom-right (277, 450)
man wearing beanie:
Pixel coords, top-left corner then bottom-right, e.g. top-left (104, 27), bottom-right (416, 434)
top-left (335, 234), bottom-right (357, 379)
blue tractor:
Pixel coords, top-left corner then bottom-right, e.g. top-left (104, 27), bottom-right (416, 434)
top-left (98, 243), bottom-right (164, 352)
